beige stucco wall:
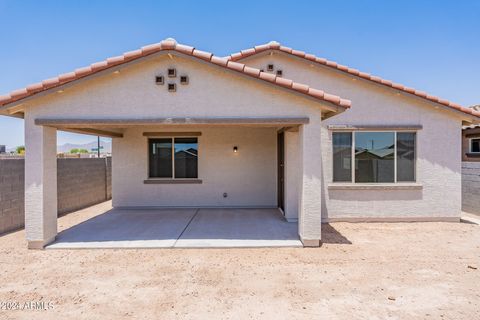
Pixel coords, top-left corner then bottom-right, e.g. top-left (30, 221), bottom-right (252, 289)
top-left (22, 53), bottom-right (327, 222)
top-left (242, 52), bottom-right (463, 219)
top-left (23, 53), bottom-right (326, 119)
top-left (113, 126), bottom-right (277, 207)
top-left (284, 131), bottom-right (300, 220)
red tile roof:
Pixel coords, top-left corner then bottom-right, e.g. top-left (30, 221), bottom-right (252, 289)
top-left (0, 39), bottom-right (351, 110)
top-left (227, 41), bottom-right (480, 119)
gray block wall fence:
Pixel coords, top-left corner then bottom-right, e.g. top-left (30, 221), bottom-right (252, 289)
top-left (0, 158), bottom-right (112, 235)
top-left (0, 159), bottom-right (24, 234)
top-left (462, 162), bottom-right (480, 215)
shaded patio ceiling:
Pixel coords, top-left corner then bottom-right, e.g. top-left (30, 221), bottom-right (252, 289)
top-left (35, 116), bottom-right (310, 138)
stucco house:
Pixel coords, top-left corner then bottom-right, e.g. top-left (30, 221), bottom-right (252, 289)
top-left (0, 38), bottom-right (479, 248)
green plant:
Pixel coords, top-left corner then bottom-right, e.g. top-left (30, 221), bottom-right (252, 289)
top-left (70, 148), bottom-right (89, 154)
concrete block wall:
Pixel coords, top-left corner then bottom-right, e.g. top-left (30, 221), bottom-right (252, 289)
top-left (57, 158), bottom-right (111, 215)
top-left (462, 162), bottom-right (480, 214)
top-left (0, 158), bottom-right (112, 234)
top-left (0, 159), bottom-right (25, 233)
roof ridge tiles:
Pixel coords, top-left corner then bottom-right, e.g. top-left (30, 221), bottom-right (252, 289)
top-left (0, 38), bottom-right (351, 109)
top-left (226, 42), bottom-right (480, 118)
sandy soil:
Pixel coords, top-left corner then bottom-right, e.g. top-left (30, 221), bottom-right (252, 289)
top-left (0, 201), bottom-right (479, 320)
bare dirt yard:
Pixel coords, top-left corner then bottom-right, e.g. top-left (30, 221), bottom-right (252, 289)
top-left (1, 202), bottom-right (479, 319)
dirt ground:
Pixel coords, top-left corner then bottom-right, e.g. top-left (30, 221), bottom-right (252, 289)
top-left (0, 202), bottom-right (479, 320)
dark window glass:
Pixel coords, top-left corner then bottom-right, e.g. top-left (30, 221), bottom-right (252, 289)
top-left (472, 139), bottom-right (480, 153)
top-left (149, 139), bottom-right (172, 178)
top-left (332, 132), bottom-right (352, 182)
top-left (397, 132), bottom-right (416, 181)
top-left (174, 138), bottom-right (198, 178)
top-left (355, 132), bottom-right (395, 183)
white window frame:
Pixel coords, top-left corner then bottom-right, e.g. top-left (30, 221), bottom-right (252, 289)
top-left (148, 137), bottom-right (199, 180)
top-left (335, 130), bottom-right (417, 184)
top-left (469, 138), bottom-right (480, 153)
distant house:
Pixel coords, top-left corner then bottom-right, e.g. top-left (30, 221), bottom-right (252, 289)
top-left (0, 145), bottom-right (5, 153)
top-left (462, 105), bottom-right (480, 162)
top-left (0, 38), bottom-right (479, 249)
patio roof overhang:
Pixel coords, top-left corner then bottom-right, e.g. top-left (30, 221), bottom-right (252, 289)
top-left (35, 116), bottom-right (310, 138)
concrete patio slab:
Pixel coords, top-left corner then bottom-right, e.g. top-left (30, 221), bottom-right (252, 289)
top-left (46, 207), bottom-right (301, 249)
top-left (461, 212), bottom-right (480, 225)
top-left (47, 208), bottom-right (197, 249)
top-left (175, 208), bottom-right (301, 248)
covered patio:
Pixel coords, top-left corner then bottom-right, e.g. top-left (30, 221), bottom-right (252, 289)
top-left (47, 206), bottom-right (302, 249)
top-left (2, 39), bottom-right (341, 249)
top-left (28, 116), bottom-right (323, 248)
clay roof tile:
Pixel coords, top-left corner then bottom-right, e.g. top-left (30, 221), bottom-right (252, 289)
top-left (123, 49), bottom-right (143, 60)
top-left (26, 82), bottom-right (44, 92)
top-left (279, 46), bottom-right (292, 54)
top-left (275, 77), bottom-right (293, 88)
top-left (175, 44), bottom-right (194, 55)
top-left (226, 61), bottom-right (245, 72)
top-left (268, 41), bottom-right (281, 49)
top-left (210, 56), bottom-right (229, 67)
top-left (42, 78), bottom-right (60, 87)
top-left (291, 50), bottom-right (305, 58)
top-left (192, 49), bottom-right (213, 61)
top-left (160, 38), bottom-right (176, 50)
top-left (323, 93), bottom-right (341, 105)
top-left (75, 66), bottom-right (92, 76)
top-left (307, 88), bottom-right (325, 99)
top-left (106, 56), bottom-right (125, 65)
top-left (90, 61), bottom-right (108, 71)
top-left (254, 44), bottom-right (270, 52)
top-left (243, 66), bottom-right (260, 77)
top-left (10, 88), bottom-right (28, 98)
top-left (292, 82), bottom-right (309, 93)
top-left (258, 71), bottom-right (276, 82)
top-left (58, 72), bottom-right (77, 82)
top-left (141, 43), bottom-right (162, 54)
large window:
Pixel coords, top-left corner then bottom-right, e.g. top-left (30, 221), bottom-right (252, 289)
top-left (149, 138), bottom-right (198, 179)
top-left (471, 138), bottom-right (480, 153)
top-left (332, 131), bottom-right (416, 183)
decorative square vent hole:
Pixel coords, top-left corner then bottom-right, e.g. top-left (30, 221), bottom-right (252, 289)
top-left (168, 83), bottom-right (176, 92)
top-left (155, 76), bottom-right (164, 85)
top-left (276, 70), bottom-right (283, 77)
top-left (180, 75), bottom-right (189, 85)
top-left (168, 68), bottom-right (176, 77)
top-left (267, 64), bottom-right (274, 71)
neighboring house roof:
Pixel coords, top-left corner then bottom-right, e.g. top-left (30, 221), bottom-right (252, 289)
top-left (355, 146), bottom-right (394, 159)
top-left (227, 41), bottom-right (480, 119)
top-left (463, 105), bottom-right (480, 129)
top-left (0, 38), bottom-right (351, 111)
top-left (470, 105), bottom-right (480, 113)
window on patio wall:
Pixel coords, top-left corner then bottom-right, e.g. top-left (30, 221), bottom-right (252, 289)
top-left (471, 138), bottom-right (480, 153)
top-left (332, 131), bottom-right (416, 183)
top-left (149, 138), bottom-right (198, 179)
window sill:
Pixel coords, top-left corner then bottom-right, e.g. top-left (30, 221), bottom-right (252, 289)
top-left (328, 183), bottom-right (423, 190)
top-left (144, 179), bottom-right (203, 184)
top-left (466, 153), bottom-right (480, 158)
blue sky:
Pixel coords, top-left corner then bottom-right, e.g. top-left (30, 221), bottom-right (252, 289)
top-left (0, 0), bottom-right (479, 149)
